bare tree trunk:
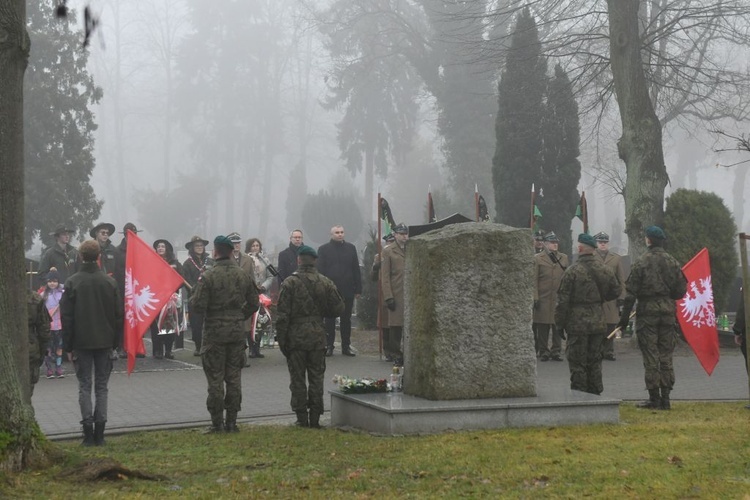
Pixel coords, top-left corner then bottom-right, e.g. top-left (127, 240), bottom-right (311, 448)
top-left (0, 0), bottom-right (49, 472)
top-left (608, 0), bottom-right (668, 260)
top-left (364, 146), bottom-right (374, 222)
top-left (734, 166), bottom-right (747, 230)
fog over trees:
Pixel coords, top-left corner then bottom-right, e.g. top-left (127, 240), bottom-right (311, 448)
top-left (19, 0), bottom-right (750, 256)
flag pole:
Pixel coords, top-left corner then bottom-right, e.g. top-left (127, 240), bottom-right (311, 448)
top-left (473, 184), bottom-right (478, 222)
top-left (739, 233), bottom-right (750, 401)
top-left (377, 192), bottom-right (383, 360)
top-left (530, 183), bottom-right (535, 231)
top-left (581, 191), bottom-right (589, 234)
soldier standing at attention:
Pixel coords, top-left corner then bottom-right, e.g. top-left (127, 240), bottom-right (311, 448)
top-left (381, 224), bottom-right (409, 366)
top-left (534, 232), bottom-right (568, 361)
top-left (618, 226), bottom-right (687, 410)
top-left (190, 235), bottom-right (259, 433)
top-left (556, 234), bottom-right (621, 395)
top-left (276, 245), bottom-right (344, 428)
top-left (593, 231), bottom-right (626, 361)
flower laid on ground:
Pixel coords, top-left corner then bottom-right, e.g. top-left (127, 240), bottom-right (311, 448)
top-left (332, 374), bottom-right (388, 394)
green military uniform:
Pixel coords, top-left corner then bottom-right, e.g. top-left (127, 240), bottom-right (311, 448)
top-left (555, 246), bottom-right (620, 395)
top-left (190, 248), bottom-right (259, 432)
top-left (619, 226), bottom-right (687, 409)
top-left (276, 249), bottom-right (344, 428)
top-left (28, 290), bottom-right (52, 398)
top-left (593, 232), bottom-right (626, 360)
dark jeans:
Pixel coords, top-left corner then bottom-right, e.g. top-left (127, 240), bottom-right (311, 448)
top-left (73, 348), bottom-right (113, 424)
top-left (325, 295), bottom-right (354, 350)
top-left (150, 322), bottom-right (174, 357)
top-left (535, 323), bottom-right (562, 357)
top-left (191, 311), bottom-right (205, 351)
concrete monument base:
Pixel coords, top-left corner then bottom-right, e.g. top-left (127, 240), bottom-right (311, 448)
top-left (330, 389), bottom-right (619, 435)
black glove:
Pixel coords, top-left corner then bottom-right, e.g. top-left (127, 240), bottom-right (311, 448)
top-left (534, 300), bottom-right (540, 310)
top-left (385, 298), bottom-right (396, 311)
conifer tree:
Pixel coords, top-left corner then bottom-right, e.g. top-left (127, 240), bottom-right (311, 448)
top-left (538, 64), bottom-right (582, 256)
top-left (492, 7), bottom-right (547, 228)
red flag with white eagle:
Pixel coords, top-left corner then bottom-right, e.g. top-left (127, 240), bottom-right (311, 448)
top-left (677, 248), bottom-right (719, 375)
top-left (123, 230), bottom-right (185, 374)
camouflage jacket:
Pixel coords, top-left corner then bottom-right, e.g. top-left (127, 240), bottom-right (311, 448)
top-left (622, 246), bottom-right (687, 318)
top-left (28, 290), bottom-right (51, 363)
top-left (555, 254), bottom-right (620, 335)
top-left (189, 258), bottom-right (259, 344)
top-left (276, 265), bottom-right (345, 352)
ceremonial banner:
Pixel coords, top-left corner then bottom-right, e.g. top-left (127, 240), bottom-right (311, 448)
top-left (123, 230), bottom-right (185, 374)
top-left (677, 248), bottom-right (720, 375)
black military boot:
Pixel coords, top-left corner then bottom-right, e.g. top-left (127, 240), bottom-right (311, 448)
top-left (204, 414), bottom-right (224, 434)
top-left (93, 422), bottom-right (106, 446)
top-left (251, 338), bottom-right (265, 359)
top-left (309, 411), bottom-right (322, 429)
top-left (81, 423), bottom-right (95, 447)
top-left (225, 411), bottom-right (239, 432)
top-left (295, 411), bottom-right (309, 427)
top-left (637, 389), bottom-right (661, 409)
top-left (660, 388), bottom-right (671, 410)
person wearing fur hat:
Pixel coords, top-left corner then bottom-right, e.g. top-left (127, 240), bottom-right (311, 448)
top-left (39, 224), bottom-right (79, 285)
top-left (150, 239), bottom-right (185, 360)
top-left (182, 235), bottom-right (214, 355)
top-left (555, 234), bottom-right (621, 395)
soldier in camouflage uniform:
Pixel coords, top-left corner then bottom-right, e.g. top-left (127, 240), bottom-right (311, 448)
top-left (190, 235), bottom-right (259, 432)
top-left (556, 234), bottom-right (621, 395)
top-left (276, 245), bottom-right (345, 428)
top-left (28, 289), bottom-right (51, 400)
top-left (618, 226), bottom-right (687, 410)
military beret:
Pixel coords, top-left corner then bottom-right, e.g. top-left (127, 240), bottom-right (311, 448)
top-left (227, 232), bottom-right (242, 243)
top-left (578, 233), bottom-right (597, 248)
top-left (645, 225), bottom-right (666, 240)
top-left (543, 231), bottom-right (559, 243)
top-left (393, 223), bottom-right (409, 234)
top-left (298, 245), bottom-right (318, 258)
top-left (213, 235), bottom-right (234, 249)
top-left (593, 231), bottom-right (609, 242)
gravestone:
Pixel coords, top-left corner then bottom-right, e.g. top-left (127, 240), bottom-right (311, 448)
top-left (403, 222), bottom-right (536, 400)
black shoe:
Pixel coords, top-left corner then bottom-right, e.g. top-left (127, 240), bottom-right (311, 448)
top-left (164, 353), bottom-right (174, 360)
top-left (539, 354), bottom-right (550, 362)
top-left (81, 423), bottom-right (95, 447)
top-left (295, 411), bottom-right (309, 427)
top-left (325, 346), bottom-right (333, 357)
top-left (136, 353), bottom-right (146, 359)
top-left (342, 348), bottom-right (356, 357)
top-left (94, 422), bottom-right (106, 446)
top-left (384, 355), bottom-right (394, 362)
top-left (193, 350), bottom-right (201, 357)
top-left (604, 354), bottom-right (616, 361)
top-left (551, 354), bottom-right (563, 362)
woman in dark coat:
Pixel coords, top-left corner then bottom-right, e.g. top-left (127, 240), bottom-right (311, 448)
top-left (150, 239), bottom-right (184, 359)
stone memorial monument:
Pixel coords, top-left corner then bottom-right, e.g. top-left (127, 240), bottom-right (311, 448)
top-left (403, 222), bottom-right (536, 399)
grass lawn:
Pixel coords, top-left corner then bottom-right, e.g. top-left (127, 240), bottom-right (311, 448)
top-left (3, 403), bottom-right (749, 498)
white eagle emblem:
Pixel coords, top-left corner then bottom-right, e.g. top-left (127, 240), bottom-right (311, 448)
top-left (125, 267), bottom-right (160, 327)
top-left (679, 276), bottom-right (715, 328)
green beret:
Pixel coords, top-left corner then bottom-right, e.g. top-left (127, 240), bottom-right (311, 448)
top-left (578, 233), bottom-right (597, 248)
top-left (214, 235), bottom-right (234, 249)
top-left (298, 245), bottom-right (318, 258)
top-left (645, 225), bottom-right (666, 240)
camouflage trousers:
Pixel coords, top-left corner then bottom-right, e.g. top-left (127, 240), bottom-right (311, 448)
top-left (202, 341), bottom-right (245, 416)
top-left (285, 349), bottom-right (326, 414)
top-left (636, 315), bottom-right (676, 390)
top-left (566, 333), bottom-right (604, 395)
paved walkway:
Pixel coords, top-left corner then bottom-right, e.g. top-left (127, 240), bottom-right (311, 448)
top-left (33, 335), bottom-right (749, 440)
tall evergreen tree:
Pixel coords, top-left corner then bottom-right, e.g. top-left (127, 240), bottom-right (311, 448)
top-left (538, 64), bottom-right (582, 256)
top-left (24, 1), bottom-right (103, 250)
top-left (492, 8), bottom-right (547, 228)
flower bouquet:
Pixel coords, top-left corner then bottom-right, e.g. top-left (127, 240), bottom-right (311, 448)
top-left (333, 374), bottom-right (388, 394)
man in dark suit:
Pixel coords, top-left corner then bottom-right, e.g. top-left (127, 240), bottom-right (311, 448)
top-left (317, 225), bottom-right (362, 357)
top-left (277, 229), bottom-right (304, 284)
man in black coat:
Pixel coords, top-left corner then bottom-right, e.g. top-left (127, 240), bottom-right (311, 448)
top-left (317, 225), bottom-right (362, 356)
top-left (277, 229), bottom-right (304, 284)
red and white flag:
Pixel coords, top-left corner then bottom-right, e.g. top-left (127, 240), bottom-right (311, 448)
top-left (123, 230), bottom-right (185, 374)
top-left (677, 248), bottom-right (720, 375)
